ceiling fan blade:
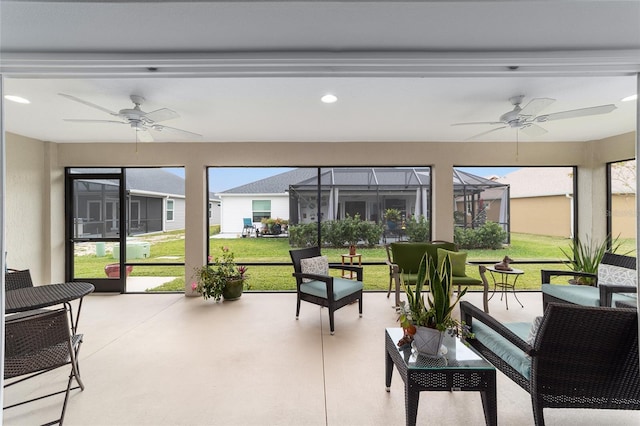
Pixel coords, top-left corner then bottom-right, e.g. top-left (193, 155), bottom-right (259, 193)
top-left (64, 119), bottom-right (125, 124)
top-left (520, 123), bottom-right (548, 137)
top-left (536, 104), bottom-right (617, 122)
top-left (136, 129), bottom-right (155, 142)
top-left (144, 108), bottom-right (179, 123)
top-left (59, 93), bottom-right (119, 116)
top-left (467, 126), bottom-right (507, 140)
top-left (519, 98), bottom-right (555, 117)
top-left (152, 124), bottom-right (202, 138)
top-left (451, 121), bottom-right (504, 126)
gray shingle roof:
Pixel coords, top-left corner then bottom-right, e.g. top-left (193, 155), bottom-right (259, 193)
top-left (220, 168), bottom-right (316, 194)
top-left (126, 168), bottom-right (186, 196)
top-left (221, 167), bottom-right (506, 194)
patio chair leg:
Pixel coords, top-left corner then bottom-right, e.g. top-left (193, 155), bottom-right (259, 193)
top-left (328, 307), bottom-right (335, 335)
top-left (531, 395), bottom-right (545, 426)
top-left (296, 296), bottom-right (301, 319)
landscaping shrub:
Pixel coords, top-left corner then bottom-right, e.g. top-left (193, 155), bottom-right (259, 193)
top-left (454, 221), bottom-right (506, 249)
top-left (359, 220), bottom-right (384, 247)
top-left (288, 223), bottom-right (318, 247)
top-left (320, 220), bottom-right (343, 247)
top-left (292, 215), bottom-right (383, 248)
top-left (405, 215), bottom-right (430, 242)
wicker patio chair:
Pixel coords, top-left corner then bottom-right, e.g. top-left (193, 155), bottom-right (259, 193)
top-left (541, 252), bottom-right (637, 309)
top-left (3, 307), bottom-right (85, 425)
top-left (5, 269), bottom-right (52, 319)
top-left (460, 301), bottom-right (640, 426)
top-left (290, 247), bottom-right (363, 334)
top-left (5, 269), bottom-right (35, 291)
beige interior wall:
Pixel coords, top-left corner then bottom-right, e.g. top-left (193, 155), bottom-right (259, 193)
top-left (5, 134), bottom-right (48, 284)
top-left (5, 131), bottom-right (636, 289)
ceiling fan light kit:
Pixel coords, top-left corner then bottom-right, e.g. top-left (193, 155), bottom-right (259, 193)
top-left (452, 95), bottom-right (617, 140)
top-left (59, 93), bottom-right (202, 142)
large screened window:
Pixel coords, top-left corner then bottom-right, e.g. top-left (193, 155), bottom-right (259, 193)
top-left (67, 167), bottom-right (186, 293)
top-left (208, 166), bottom-right (432, 292)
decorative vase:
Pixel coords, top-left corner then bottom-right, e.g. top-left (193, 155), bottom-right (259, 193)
top-left (412, 326), bottom-right (445, 357)
top-left (349, 245), bottom-right (357, 255)
top-left (222, 278), bottom-right (244, 301)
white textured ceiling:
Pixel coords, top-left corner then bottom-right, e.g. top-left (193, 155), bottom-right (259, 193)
top-left (1, 1), bottom-right (639, 143)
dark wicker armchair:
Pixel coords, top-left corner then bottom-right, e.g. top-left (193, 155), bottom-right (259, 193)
top-left (5, 269), bottom-right (35, 291)
top-left (4, 307), bottom-right (85, 425)
top-left (290, 247), bottom-right (363, 334)
top-left (541, 252), bottom-right (637, 309)
top-left (460, 301), bottom-right (640, 426)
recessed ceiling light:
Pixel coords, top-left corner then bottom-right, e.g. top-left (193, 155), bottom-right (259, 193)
top-left (621, 94), bottom-right (638, 102)
top-left (4, 95), bottom-right (30, 104)
top-left (321, 94), bottom-right (337, 104)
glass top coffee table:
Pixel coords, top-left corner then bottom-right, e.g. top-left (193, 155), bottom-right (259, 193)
top-left (385, 327), bottom-right (497, 426)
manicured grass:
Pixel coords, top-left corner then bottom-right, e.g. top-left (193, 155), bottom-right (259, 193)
top-left (74, 231), bottom-right (636, 292)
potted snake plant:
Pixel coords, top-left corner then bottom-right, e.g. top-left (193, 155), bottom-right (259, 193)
top-left (396, 252), bottom-right (468, 357)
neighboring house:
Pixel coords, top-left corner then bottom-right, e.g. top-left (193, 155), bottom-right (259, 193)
top-left (217, 167), bottom-right (508, 235)
top-left (75, 168), bottom-right (221, 236)
top-left (497, 165), bottom-right (637, 239)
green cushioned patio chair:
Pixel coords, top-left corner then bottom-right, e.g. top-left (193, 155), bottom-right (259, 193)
top-left (386, 241), bottom-right (489, 312)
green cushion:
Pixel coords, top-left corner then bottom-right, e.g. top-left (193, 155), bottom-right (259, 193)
top-left (472, 320), bottom-right (532, 380)
top-left (390, 243), bottom-right (431, 275)
top-left (424, 241), bottom-right (456, 265)
top-left (300, 278), bottom-right (363, 300)
top-left (390, 241), bottom-right (457, 276)
top-left (437, 248), bottom-right (467, 277)
top-left (451, 275), bottom-right (482, 286)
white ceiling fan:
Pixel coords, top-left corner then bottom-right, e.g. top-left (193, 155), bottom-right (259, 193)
top-left (59, 93), bottom-right (202, 142)
top-left (452, 95), bottom-right (617, 140)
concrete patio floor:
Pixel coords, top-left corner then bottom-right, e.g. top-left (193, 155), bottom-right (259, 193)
top-left (3, 291), bottom-right (639, 426)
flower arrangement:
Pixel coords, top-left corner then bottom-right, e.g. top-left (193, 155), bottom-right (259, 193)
top-left (191, 246), bottom-right (248, 301)
top-left (395, 253), bottom-right (472, 347)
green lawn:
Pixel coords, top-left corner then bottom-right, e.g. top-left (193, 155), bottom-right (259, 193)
top-left (74, 232), bottom-right (636, 292)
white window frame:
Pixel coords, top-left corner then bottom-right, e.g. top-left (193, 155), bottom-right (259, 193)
top-left (166, 198), bottom-right (175, 222)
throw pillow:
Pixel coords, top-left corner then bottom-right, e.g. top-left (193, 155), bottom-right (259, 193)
top-left (300, 255), bottom-right (329, 283)
top-left (526, 316), bottom-right (544, 346)
top-left (597, 263), bottom-right (637, 287)
top-left (437, 248), bottom-right (467, 277)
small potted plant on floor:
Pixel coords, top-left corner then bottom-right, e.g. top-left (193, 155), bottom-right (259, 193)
top-left (192, 246), bottom-right (249, 301)
top-left (396, 252), bottom-right (470, 356)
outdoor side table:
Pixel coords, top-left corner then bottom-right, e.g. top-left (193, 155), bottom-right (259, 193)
top-left (340, 253), bottom-right (362, 279)
top-left (385, 328), bottom-right (497, 426)
top-left (486, 266), bottom-right (524, 309)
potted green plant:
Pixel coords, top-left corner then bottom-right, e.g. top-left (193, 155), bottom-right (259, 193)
top-left (385, 208), bottom-right (401, 224)
top-left (191, 246), bottom-right (249, 301)
top-left (559, 235), bottom-right (623, 285)
top-left (395, 252), bottom-right (470, 356)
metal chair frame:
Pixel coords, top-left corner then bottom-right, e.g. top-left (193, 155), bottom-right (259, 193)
top-left (4, 307), bottom-right (85, 426)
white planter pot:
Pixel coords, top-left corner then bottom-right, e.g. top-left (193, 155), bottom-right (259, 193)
top-left (412, 326), bottom-right (445, 357)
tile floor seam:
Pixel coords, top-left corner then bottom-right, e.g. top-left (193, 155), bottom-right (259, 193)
top-left (320, 306), bottom-right (329, 426)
